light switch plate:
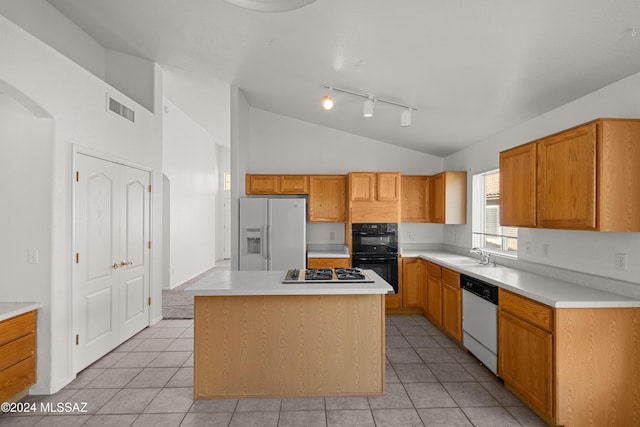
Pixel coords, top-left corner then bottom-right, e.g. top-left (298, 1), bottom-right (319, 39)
top-left (615, 253), bottom-right (627, 271)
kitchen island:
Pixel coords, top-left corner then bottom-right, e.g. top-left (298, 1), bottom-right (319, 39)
top-left (184, 270), bottom-right (393, 400)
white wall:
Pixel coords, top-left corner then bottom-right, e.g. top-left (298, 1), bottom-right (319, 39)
top-left (105, 49), bottom-right (156, 113)
top-left (0, 94), bottom-right (54, 392)
top-left (248, 108), bottom-right (443, 174)
top-left (0, 14), bottom-right (164, 393)
top-left (445, 71), bottom-right (640, 286)
top-left (163, 98), bottom-right (217, 288)
top-left (0, 0), bottom-right (106, 79)
top-left (215, 145), bottom-right (231, 260)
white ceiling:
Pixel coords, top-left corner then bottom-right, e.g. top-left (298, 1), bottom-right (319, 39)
top-left (47, 0), bottom-right (640, 157)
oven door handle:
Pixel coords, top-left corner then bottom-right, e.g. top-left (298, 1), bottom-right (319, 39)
top-left (352, 256), bottom-right (398, 262)
top-left (353, 232), bottom-right (396, 236)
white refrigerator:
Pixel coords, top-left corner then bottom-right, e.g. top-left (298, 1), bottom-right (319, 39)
top-left (239, 198), bottom-right (306, 271)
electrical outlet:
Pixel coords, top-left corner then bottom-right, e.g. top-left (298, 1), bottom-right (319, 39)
top-left (28, 249), bottom-right (39, 264)
top-left (542, 244), bottom-right (549, 256)
top-left (407, 232), bottom-right (412, 239)
top-left (525, 241), bottom-right (532, 255)
top-left (329, 232), bottom-right (335, 241)
top-left (615, 253), bottom-right (627, 271)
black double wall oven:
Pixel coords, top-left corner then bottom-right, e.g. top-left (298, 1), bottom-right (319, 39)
top-left (351, 223), bottom-right (398, 293)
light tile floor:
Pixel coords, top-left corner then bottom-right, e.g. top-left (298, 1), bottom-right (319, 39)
top-left (0, 315), bottom-right (546, 426)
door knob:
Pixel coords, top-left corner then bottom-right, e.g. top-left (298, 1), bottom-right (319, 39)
top-left (120, 261), bottom-right (133, 267)
top-left (112, 263), bottom-right (120, 269)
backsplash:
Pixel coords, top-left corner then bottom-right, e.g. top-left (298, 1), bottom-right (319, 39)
top-left (306, 222), bottom-right (345, 244)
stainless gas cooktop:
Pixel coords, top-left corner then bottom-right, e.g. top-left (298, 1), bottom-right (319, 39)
top-left (282, 268), bottom-right (374, 284)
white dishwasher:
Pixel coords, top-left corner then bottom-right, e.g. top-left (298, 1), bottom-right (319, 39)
top-left (461, 274), bottom-right (499, 376)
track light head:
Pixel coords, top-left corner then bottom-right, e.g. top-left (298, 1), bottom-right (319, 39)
top-left (400, 108), bottom-right (412, 127)
top-left (321, 95), bottom-right (334, 110)
top-left (363, 97), bottom-right (375, 118)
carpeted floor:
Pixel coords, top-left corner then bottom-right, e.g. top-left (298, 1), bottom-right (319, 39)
top-left (162, 260), bottom-right (230, 319)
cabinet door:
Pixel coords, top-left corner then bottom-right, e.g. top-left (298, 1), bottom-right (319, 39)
top-left (500, 143), bottom-right (537, 227)
top-left (427, 276), bottom-right (442, 326)
top-left (402, 258), bottom-right (421, 308)
top-left (377, 173), bottom-right (400, 201)
top-left (419, 259), bottom-right (428, 313)
top-left (279, 175), bottom-right (309, 194)
top-left (431, 173), bottom-right (445, 223)
top-left (537, 123), bottom-right (597, 230)
top-left (308, 175), bottom-right (346, 222)
top-left (349, 173), bottom-right (376, 201)
top-left (246, 175), bottom-right (279, 194)
top-left (442, 283), bottom-right (462, 341)
top-left (401, 176), bottom-right (429, 222)
top-left (499, 310), bottom-right (553, 418)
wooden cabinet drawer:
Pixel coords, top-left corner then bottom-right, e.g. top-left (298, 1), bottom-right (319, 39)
top-left (426, 262), bottom-right (441, 278)
top-left (0, 311), bottom-right (36, 347)
top-left (307, 258), bottom-right (350, 268)
top-left (0, 355), bottom-right (36, 403)
top-left (0, 333), bottom-right (35, 372)
top-left (499, 289), bottom-right (553, 332)
top-left (442, 268), bottom-right (459, 287)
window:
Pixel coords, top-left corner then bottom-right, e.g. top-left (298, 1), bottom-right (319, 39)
top-left (224, 172), bottom-right (231, 191)
top-left (472, 170), bottom-right (518, 256)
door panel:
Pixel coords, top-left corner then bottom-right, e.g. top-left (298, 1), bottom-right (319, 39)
top-left (75, 154), bottom-right (150, 372)
top-left (76, 155), bottom-right (120, 370)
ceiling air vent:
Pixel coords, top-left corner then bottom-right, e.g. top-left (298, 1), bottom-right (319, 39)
top-left (107, 95), bottom-right (135, 123)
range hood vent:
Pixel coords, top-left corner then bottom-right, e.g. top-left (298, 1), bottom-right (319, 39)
top-left (107, 95), bottom-right (135, 123)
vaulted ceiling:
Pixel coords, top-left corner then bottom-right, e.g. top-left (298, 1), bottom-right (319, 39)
top-left (47, 0), bottom-right (640, 156)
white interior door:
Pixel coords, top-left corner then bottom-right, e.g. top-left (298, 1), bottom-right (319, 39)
top-left (74, 154), bottom-right (150, 372)
top-left (119, 165), bottom-right (150, 341)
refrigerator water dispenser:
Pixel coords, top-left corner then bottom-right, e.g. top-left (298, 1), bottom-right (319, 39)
top-left (245, 228), bottom-right (262, 254)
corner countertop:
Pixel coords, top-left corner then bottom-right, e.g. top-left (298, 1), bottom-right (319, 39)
top-left (184, 270), bottom-right (393, 297)
top-left (307, 244), bottom-right (350, 259)
top-left (401, 250), bottom-right (640, 309)
top-left (0, 302), bottom-right (42, 322)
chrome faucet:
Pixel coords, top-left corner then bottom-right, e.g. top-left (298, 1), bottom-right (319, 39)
top-left (468, 247), bottom-right (490, 265)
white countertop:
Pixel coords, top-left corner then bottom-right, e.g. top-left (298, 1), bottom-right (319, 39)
top-left (402, 250), bottom-right (640, 308)
top-left (307, 244), bottom-right (350, 259)
top-left (184, 270), bottom-right (393, 296)
top-left (0, 302), bottom-right (42, 322)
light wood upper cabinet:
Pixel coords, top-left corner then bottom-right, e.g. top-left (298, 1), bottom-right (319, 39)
top-left (430, 171), bottom-right (467, 224)
top-left (500, 142), bottom-right (537, 227)
top-left (349, 172), bottom-right (376, 201)
top-left (279, 175), bottom-right (309, 194)
top-left (376, 172), bottom-right (401, 201)
top-left (245, 174), bottom-right (309, 195)
top-left (501, 118), bottom-right (640, 231)
top-left (349, 172), bottom-right (400, 201)
top-left (401, 175), bottom-right (429, 222)
top-left (537, 123), bottom-right (597, 230)
top-left (246, 175), bottom-right (279, 194)
top-left (349, 172), bottom-right (401, 223)
top-left (308, 175), bottom-right (346, 222)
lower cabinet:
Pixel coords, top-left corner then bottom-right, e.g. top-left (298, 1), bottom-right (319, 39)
top-left (402, 258), bottom-right (422, 308)
top-left (426, 262), bottom-right (443, 326)
top-left (498, 288), bottom-right (640, 426)
top-left (307, 257), bottom-right (350, 269)
top-left (441, 269), bottom-right (462, 341)
top-left (0, 310), bottom-right (37, 402)
top-left (499, 309), bottom-right (553, 418)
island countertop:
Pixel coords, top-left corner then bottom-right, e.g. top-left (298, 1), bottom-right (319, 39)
top-left (184, 270), bottom-right (394, 297)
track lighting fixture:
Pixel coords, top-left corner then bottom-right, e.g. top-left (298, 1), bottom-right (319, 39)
top-left (363, 97), bottom-right (375, 118)
top-left (321, 85), bottom-right (416, 127)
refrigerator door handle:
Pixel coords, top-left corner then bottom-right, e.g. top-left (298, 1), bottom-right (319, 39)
top-left (262, 225), bottom-right (268, 269)
top-left (267, 225), bottom-right (273, 268)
